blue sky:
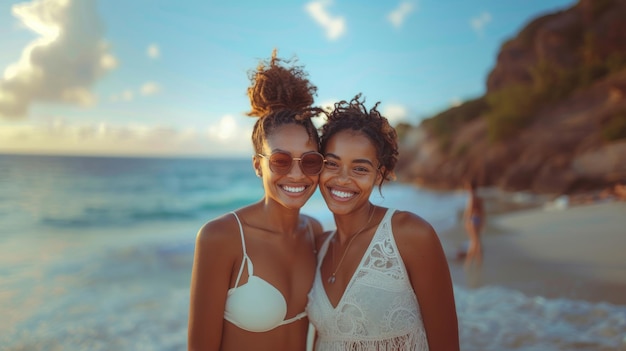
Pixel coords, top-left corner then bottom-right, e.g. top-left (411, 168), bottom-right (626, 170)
top-left (0, 0), bottom-right (576, 157)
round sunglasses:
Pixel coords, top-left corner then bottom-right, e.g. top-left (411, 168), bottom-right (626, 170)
top-left (257, 151), bottom-right (325, 176)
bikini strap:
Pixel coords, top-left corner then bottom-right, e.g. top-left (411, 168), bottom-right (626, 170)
top-left (231, 212), bottom-right (253, 288)
top-left (278, 311), bottom-right (307, 326)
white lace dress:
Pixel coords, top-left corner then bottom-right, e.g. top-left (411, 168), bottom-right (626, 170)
top-left (306, 208), bottom-right (429, 351)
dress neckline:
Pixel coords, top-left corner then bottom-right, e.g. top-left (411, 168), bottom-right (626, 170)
top-left (319, 208), bottom-right (393, 309)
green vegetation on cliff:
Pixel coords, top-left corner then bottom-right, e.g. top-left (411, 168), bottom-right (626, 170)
top-left (486, 53), bottom-right (626, 142)
top-left (423, 38), bottom-right (626, 144)
top-left (422, 97), bottom-right (488, 150)
top-left (397, 0), bottom-right (626, 194)
top-left (603, 109), bottom-right (626, 141)
top-left (420, 0), bottom-right (626, 144)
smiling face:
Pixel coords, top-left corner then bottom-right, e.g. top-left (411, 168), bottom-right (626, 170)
top-left (320, 130), bottom-right (383, 216)
top-left (254, 123), bottom-right (320, 210)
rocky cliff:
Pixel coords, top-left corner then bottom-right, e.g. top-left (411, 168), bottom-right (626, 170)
top-left (396, 0), bottom-right (626, 195)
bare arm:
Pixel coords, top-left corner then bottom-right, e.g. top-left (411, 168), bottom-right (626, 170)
top-left (188, 217), bottom-right (236, 351)
top-left (477, 197), bottom-right (486, 231)
top-left (394, 211), bottom-right (460, 351)
top-left (463, 196), bottom-right (473, 222)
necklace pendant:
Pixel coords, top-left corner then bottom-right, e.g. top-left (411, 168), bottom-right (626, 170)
top-left (328, 275), bottom-right (336, 284)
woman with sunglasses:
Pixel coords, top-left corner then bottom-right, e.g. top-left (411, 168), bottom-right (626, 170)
top-left (188, 51), bottom-right (325, 351)
top-left (307, 95), bottom-right (459, 351)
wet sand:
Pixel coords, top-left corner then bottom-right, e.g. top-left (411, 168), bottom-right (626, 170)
top-left (441, 200), bottom-right (626, 306)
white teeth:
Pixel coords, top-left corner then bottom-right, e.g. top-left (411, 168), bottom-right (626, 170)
top-left (331, 189), bottom-right (354, 198)
top-left (283, 185), bottom-right (306, 193)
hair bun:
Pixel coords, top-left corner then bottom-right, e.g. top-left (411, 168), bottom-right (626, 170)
top-left (247, 49), bottom-right (317, 117)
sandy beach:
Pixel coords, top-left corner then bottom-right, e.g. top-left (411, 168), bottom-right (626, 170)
top-left (442, 199), bottom-right (626, 306)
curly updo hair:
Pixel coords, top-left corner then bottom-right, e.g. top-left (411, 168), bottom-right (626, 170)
top-left (247, 49), bottom-right (322, 154)
top-left (320, 94), bottom-right (399, 190)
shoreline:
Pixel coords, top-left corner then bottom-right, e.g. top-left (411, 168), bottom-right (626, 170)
top-left (440, 197), bottom-right (626, 306)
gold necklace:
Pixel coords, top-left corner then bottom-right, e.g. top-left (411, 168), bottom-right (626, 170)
top-left (328, 206), bottom-right (375, 284)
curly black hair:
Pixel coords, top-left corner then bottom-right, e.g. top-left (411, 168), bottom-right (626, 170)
top-left (246, 49), bottom-right (323, 154)
top-left (320, 94), bottom-right (399, 191)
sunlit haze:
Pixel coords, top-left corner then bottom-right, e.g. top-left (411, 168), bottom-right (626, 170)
top-left (0, 0), bottom-right (576, 157)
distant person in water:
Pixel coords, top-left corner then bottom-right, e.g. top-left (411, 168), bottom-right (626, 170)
top-left (463, 179), bottom-right (485, 268)
top-left (613, 182), bottom-right (626, 201)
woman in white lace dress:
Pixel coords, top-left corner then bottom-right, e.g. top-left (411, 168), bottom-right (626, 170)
top-left (307, 95), bottom-right (459, 351)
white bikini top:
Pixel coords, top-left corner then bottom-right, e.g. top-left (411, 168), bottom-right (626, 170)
top-left (223, 212), bottom-right (307, 332)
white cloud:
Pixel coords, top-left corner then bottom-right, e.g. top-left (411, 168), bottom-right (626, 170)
top-left (470, 12), bottom-right (492, 36)
top-left (147, 44), bottom-right (160, 59)
top-left (122, 90), bottom-right (134, 102)
top-left (109, 82), bottom-right (161, 102)
top-left (387, 1), bottom-right (416, 28)
top-left (0, 119), bottom-right (255, 157)
top-left (305, 0), bottom-right (346, 41)
top-left (318, 99), bottom-right (336, 112)
top-left (208, 115), bottom-right (238, 140)
top-left (0, 0), bottom-right (116, 119)
top-left (382, 103), bottom-right (408, 125)
top-left (450, 97), bottom-right (462, 107)
top-left (140, 82), bottom-right (161, 96)
top-left (100, 53), bottom-right (117, 70)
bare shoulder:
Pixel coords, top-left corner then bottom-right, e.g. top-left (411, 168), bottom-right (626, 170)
top-left (391, 210), bottom-right (451, 289)
top-left (391, 210), bottom-right (440, 253)
top-left (195, 212), bottom-right (241, 253)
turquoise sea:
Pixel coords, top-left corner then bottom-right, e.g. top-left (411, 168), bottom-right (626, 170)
top-left (0, 154), bottom-right (624, 351)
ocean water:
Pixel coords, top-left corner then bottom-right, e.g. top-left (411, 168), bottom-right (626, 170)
top-left (0, 154), bottom-right (624, 351)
